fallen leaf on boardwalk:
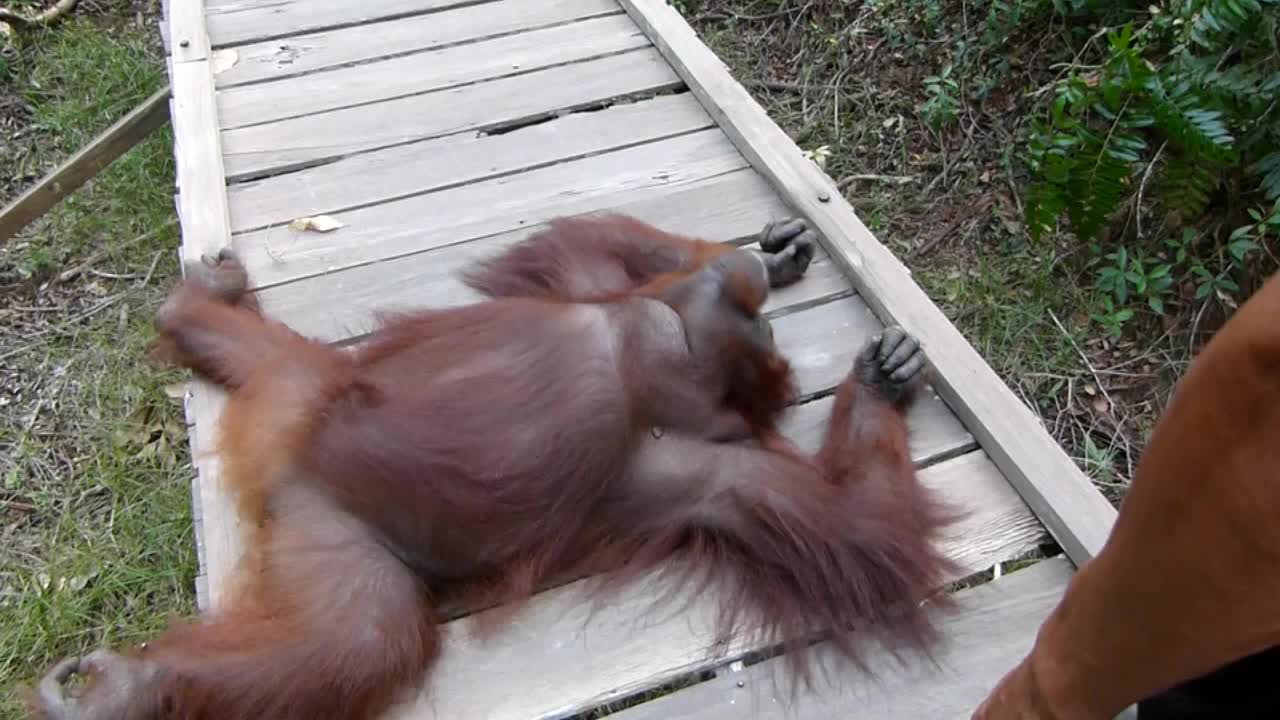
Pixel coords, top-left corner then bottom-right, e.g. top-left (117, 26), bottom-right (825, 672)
top-left (212, 48), bottom-right (239, 74)
top-left (288, 215), bottom-right (346, 233)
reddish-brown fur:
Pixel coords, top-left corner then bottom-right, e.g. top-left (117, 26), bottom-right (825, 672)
top-left (26, 215), bottom-right (960, 720)
top-left (971, 271), bottom-right (1280, 719)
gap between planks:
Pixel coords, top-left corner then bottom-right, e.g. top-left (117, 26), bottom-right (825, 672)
top-left (385, 448), bottom-right (1046, 720)
top-left (231, 125), bottom-right (743, 291)
top-left (213, 0), bottom-right (622, 89)
top-left (205, 0), bottom-right (505, 49)
top-left (602, 556), bottom-right (1076, 720)
top-left (226, 92), bottom-right (717, 235)
top-left (216, 13), bottom-right (648, 128)
top-left (219, 47), bottom-right (682, 181)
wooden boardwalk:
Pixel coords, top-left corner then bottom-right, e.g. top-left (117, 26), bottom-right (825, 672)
top-left (160, 1), bottom-right (1119, 717)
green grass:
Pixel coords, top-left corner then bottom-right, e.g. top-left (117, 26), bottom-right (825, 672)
top-left (0, 18), bottom-right (194, 719)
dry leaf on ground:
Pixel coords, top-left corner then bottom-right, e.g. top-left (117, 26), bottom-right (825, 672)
top-left (288, 215), bottom-right (346, 233)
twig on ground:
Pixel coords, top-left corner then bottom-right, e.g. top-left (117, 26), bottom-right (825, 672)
top-left (1188, 296), bottom-right (1213, 358)
top-left (0, 0), bottom-right (81, 30)
top-left (912, 195), bottom-right (994, 259)
top-left (1133, 141), bottom-right (1167, 241)
top-left (53, 219), bottom-right (176, 286)
top-left (744, 79), bottom-right (837, 93)
top-left (838, 174), bottom-right (918, 188)
top-left (0, 293), bottom-right (126, 361)
top-left (694, 5), bottom-right (805, 23)
top-left (139, 248), bottom-right (165, 287)
top-left (1048, 310), bottom-right (1118, 421)
top-left (1, 498), bottom-right (37, 513)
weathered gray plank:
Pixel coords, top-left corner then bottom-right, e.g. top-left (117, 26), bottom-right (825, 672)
top-left (234, 128), bottom-right (745, 290)
top-left (205, 0), bottom-right (485, 48)
top-left (605, 556), bottom-right (1074, 720)
top-left (782, 392), bottom-right (975, 467)
top-left (166, 5), bottom-right (239, 613)
top-left (771, 295), bottom-right (879, 397)
top-left (386, 450), bottom-right (1048, 720)
top-left (215, 0), bottom-right (619, 88)
top-left (168, 0), bottom-right (210, 62)
top-left (220, 47), bottom-right (680, 180)
top-left (217, 14), bottom-right (650, 129)
top-left (227, 93), bottom-right (715, 233)
top-left (618, 0), bottom-right (1116, 564)
top-left (249, 164), bottom-right (792, 339)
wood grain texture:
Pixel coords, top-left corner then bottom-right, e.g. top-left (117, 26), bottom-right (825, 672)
top-left (250, 176), bottom-right (807, 340)
top-left (605, 557), bottom-right (1074, 720)
top-left (226, 92), bottom-right (715, 233)
top-left (387, 449), bottom-right (1047, 720)
top-left (220, 47), bottom-right (680, 180)
top-left (217, 14), bottom-right (651, 129)
top-left (166, 8), bottom-right (240, 611)
top-left (617, 0), bottom-right (1116, 564)
top-left (215, 0), bottom-right (619, 88)
top-left (0, 85), bottom-right (170, 244)
top-left (233, 128), bottom-right (746, 290)
top-left (167, 0), bottom-right (210, 62)
top-left (204, 0), bottom-right (487, 48)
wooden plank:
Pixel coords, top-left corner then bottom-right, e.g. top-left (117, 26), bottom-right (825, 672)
top-left (250, 167), bottom-right (795, 338)
top-left (605, 556), bottom-right (1074, 720)
top-left (170, 62), bottom-right (231, 275)
top-left (226, 92), bottom-right (715, 233)
top-left (783, 392), bottom-right (975, 466)
top-left (167, 1), bottom-right (240, 610)
top-left (0, 85), bottom-right (170, 244)
top-left (769, 295), bottom-right (880, 398)
top-left (617, 0), bottom-right (1116, 564)
top-left (387, 449), bottom-right (1048, 720)
top-left (205, 0), bottom-right (487, 48)
top-left (215, 0), bottom-right (619, 88)
top-left (217, 14), bottom-right (651, 129)
top-left (220, 47), bottom-right (681, 180)
top-left (168, 0), bottom-right (210, 62)
top-left (233, 128), bottom-right (746, 290)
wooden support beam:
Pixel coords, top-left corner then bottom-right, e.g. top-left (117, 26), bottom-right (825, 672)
top-left (164, 0), bottom-right (240, 613)
top-left (617, 0), bottom-right (1118, 565)
top-left (0, 84), bottom-right (171, 244)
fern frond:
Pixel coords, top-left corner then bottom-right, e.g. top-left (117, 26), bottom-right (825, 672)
top-left (1025, 182), bottom-right (1067, 240)
top-left (1147, 75), bottom-right (1237, 159)
top-left (1187, 0), bottom-right (1272, 47)
top-left (1067, 137), bottom-right (1135, 239)
top-left (1250, 151), bottom-right (1280, 200)
top-left (1201, 64), bottom-right (1272, 105)
top-left (1159, 150), bottom-right (1221, 218)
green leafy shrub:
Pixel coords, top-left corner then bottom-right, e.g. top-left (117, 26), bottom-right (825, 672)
top-left (1021, 0), bottom-right (1279, 333)
top-left (1028, 3), bottom-right (1279, 234)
